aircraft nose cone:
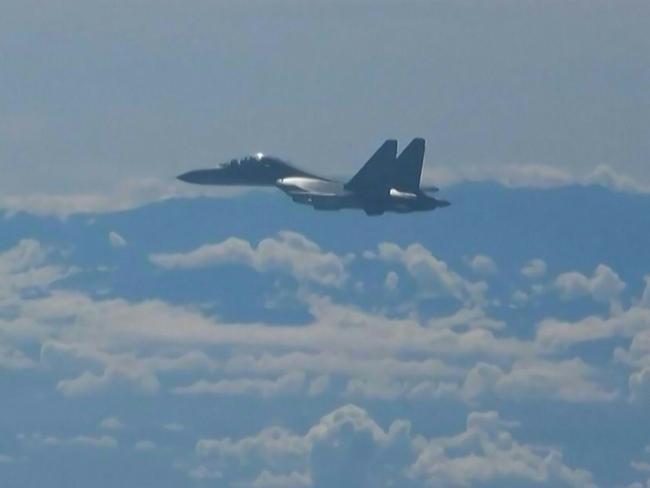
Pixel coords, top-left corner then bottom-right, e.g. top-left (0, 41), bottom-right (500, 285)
top-left (437, 199), bottom-right (451, 207)
top-left (177, 171), bottom-right (193, 183)
top-left (177, 170), bottom-right (206, 184)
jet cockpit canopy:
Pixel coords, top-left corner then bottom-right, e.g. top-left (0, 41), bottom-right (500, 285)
top-left (218, 153), bottom-right (274, 169)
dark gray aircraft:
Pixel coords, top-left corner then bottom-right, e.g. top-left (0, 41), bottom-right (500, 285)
top-left (177, 138), bottom-right (449, 216)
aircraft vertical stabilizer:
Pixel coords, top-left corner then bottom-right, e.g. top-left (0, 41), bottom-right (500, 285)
top-left (394, 138), bottom-right (425, 192)
top-left (345, 139), bottom-right (397, 193)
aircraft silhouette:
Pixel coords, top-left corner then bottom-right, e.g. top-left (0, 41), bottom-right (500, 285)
top-left (178, 138), bottom-right (449, 216)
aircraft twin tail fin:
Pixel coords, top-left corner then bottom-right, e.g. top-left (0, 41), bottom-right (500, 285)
top-left (345, 139), bottom-right (397, 193)
top-left (394, 137), bottom-right (425, 193)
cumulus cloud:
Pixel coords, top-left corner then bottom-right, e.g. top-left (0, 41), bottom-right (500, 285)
top-left (0, 239), bottom-right (72, 302)
top-left (191, 404), bottom-right (594, 488)
top-left (5, 284), bottom-right (544, 403)
top-left (41, 341), bottom-right (218, 397)
top-left (555, 264), bottom-right (626, 304)
top-left (409, 410), bottom-right (595, 487)
top-left (461, 359), bottom-right (617, 404)
top-left (0, 238), bottom-right (629, 413)
top-left (537, 305), bottom-right (650, 351)
top-left (367, 242), bottom-right (483, 303)
top-left (521, 258), bottom-right (548, 279)
top-left (150, 231), bottom-right (349, 287)
top-left (108, 231), bottom-right (127, 248)
top-left (57, 369), bottom-right (161, 397)
top-left (0, 239), bottom-right (47, 273)
top-left (467, 254), bottom-right (497, 276)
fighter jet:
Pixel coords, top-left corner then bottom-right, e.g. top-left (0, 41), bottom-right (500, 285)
top-left (177, 138), bottom-right (449, 216)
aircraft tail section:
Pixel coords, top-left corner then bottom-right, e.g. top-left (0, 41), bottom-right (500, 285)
top-left (394, 138), bottom-right (425, 192)
top-left (345, 139), bottom-right (397, 193)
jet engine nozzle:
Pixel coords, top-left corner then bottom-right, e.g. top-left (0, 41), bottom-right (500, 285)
top-left (389, 188), bottom-right (417, 199)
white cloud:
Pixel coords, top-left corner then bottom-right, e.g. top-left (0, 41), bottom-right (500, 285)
top-left (521, 258), bottom-right (548, 279)
top-left (537, 305), bottom-right (650, 351)
top-left (191, 404), bottom-right (594, 488)
top-left (19, 433), bottom-right (118, 449)
top-left (461, 359), bottom-right (617, 404)
top-left (57, 369), bottom-right (161, 397)
top-left (0, 239), bottom-right (47, 273)
top-left (4, 286), bottom-right (543, 404)
top-left (409, 410), bottom-right (595, 487)
top-left (368, 242), bottom-right (482, 303)
top-left (41, 341), bottom-right (218, 397)
top-left (0, 239), bottom-right (632, 411)
top-left (0, 239), bottom-right (72, 303)
top-left (0, 240), bottom-right (77, 314)
top-left (99, 417), bottom-right (124, 431)
top-left (174, 371), bottom-right (306, 398)
top-left (425, 163), bottom-right (650, 194)
top-left (0, 178), bottom-right (247, 218)
top-left (13, 283), bottom-right (522, 364)
top-left (423, 164), bottom-right (570, 189)
top-left (554, 264), bottom-right (626, 304)
top-left (585, 165), bottom-right (650, 194)
top-left (108, 231), bottom-right (127, 248)
top-left (225, 352), bottom-right (459, 387)
top-left (150, 231), bottom-right (349, 287)
top-left (467, 254), bottom-right (497, 276)
top-left (196, 426), bottom-right (308, 478)
top-left (250, 470), bottom-right (311, 488)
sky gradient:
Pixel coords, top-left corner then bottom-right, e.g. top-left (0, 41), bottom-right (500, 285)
top-left (2, 1), bottom-right (650, 487)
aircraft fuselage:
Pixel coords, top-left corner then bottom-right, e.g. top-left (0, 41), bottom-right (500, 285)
top-left (177, 139), bottom-right (450, 216)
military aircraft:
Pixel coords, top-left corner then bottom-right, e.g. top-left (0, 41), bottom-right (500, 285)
top-left (177, 138), bottom-right (449, 216)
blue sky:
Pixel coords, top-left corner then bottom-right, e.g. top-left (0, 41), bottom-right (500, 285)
top-left (2, 1), bottom-right (650, 487)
